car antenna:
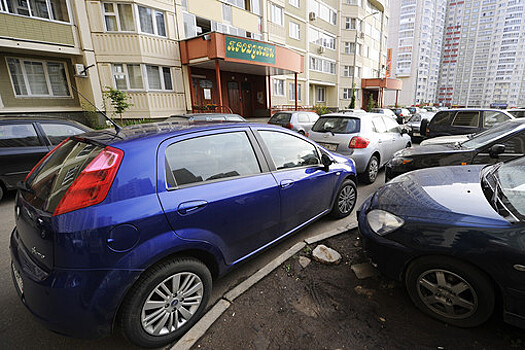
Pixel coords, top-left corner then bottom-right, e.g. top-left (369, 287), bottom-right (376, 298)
top-left (71, 65), bottom-right (122, 133)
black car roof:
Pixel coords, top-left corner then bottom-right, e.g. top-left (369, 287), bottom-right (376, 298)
top-left (0, 116), bottom-right (91, 129)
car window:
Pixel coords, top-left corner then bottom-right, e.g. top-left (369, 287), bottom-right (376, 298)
top-left (40, 123), bottom-right (86, 146)
top-left (501, 133), bottom-right (525, 154)
top-left (298, 113), bottom-right (309, 123)
top-left (452, 111), bottom-right (479, 127)
top-left (0, 123), bottom-right (41, 147)
top-left (484, 111), bottom-right (510, 128)
top-left (508, 110), bottom-right (525, 118)
top-left (371, 117), bottom-right (387, 133)
top-left (311, 117), bottom-right (360, 134)
top-left (259, 131), bottom-right (320, 170)
top-left (461, 122), bottom-right (523, 149)
top-left (407, 114), bottom-right (421, 123)
top-left (383, 116), bottom-right (401, 133)
top-left (269, 112), bottom-right (291, 124)
top-left (431, 111), bottom-right (454, 125)
top-left (165, 132), bottom-right (261, 187)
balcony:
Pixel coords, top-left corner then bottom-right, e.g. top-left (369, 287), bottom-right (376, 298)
top-left (123, 92), bottom-right (186, 118)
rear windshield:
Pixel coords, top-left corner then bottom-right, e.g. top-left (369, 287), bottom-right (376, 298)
top-left (24, 139), bottom-right (103, 213)
top-left (312, 117), bottom-right (360, 134)
top-left (269, 113), bottom-right (291, 124)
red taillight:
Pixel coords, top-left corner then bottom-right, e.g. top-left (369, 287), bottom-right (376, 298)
top-left (305, 132), bottom-right (309, 137)
top-left (349, 136), bottom-right (370, 149)
top-left (285, 123), bottom-right (293, 130)
top-left (53, 146), bottom-right (124, 216)
top-left (25, 138), bottom-right (70, 181)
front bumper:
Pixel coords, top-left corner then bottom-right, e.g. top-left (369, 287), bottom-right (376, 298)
top-left (10, 228), bottom-right (142, 339)
top-left (356, 196), bottom-right (413, 281)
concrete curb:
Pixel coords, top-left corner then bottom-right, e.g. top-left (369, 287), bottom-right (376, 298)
top-left (170, 223), bottom-right (356, 350)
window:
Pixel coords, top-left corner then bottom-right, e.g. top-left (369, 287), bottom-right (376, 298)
top-left (165, 132), bottom-right (261, 187)
top-left (343, 66), bottom-right (352, 77)
top-left (271, 3), bottom-right (284, 26)
top-left (222, 3), bottom-right (232, 24)
top-left (501, 134), bottom-right (525, 154)
top-left (273, 79), bottom-right (284, 96)
top-left (40, 123), bottom-right (86, 146)
top-left (7, 58), bottom-right (70, 97)
top-left (1, 0), bottom-right (69, 22)
top-left (342, 88), bottom-right (352, 99)
top-left (289, 21), bottom-right (300, 40)
top-left (452, 111), bottom-right (479, 127)
top-left (309, 0), bottom-right (336, 25)
top-left (289, 82), bottom-right (302, 101)
top-left (345, 17), bottom-right (357, 30)
top-left (138, 5), bottom-right (166, 36)
top-left (103, 3), bottom-right (135, 31)
top-left (344, 42), bottom-right (355, 54)
top-left (484, 111), bottom-right (510, 128)
top-left (0, 124), bottom-right (41, 147)
top-left (372, 117), bottom-right (387, 133)
top-left (112, 64), bottom-right (172, 91)
top-left (383, 116), bottom-right (401, 133)
top-left (309, 57), bottom-right (335, 74)
top-left (289, 0), bottom-right (300, 7)
top-left (259, 131), bottom-right (320, 170)
top-left (316, 87), bottom-right (325, 102)
top-left (309, 27), bottom-right (336, 49)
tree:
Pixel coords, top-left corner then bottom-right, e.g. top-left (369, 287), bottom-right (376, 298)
top-left (103, 87), bottom-right (133, 122)
top-left (366, 96), bottom-right (376, 111)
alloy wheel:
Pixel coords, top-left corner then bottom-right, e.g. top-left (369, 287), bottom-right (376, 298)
top-left (338, 184), bottom-right (356, 214)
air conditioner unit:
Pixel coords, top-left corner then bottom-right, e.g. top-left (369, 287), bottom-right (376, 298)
top-left (318, 46), bottom-right (325, 54)
top-left (359, 32), bottom-right (365, 39)
top-left (309, 12), bottom-right (316, 21)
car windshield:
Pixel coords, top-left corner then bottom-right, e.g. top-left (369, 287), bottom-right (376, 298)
top-left (460, 121), bottom-right (523, 149)
top-left (311, 117), bottom-right (360, 134)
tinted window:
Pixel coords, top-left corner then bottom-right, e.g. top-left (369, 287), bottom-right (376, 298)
top-left (312, 117), bottom-right (360, 134)
top-left (461, 122), bottom-right (523, 149)
top-left (501, 133), bottom-right (525, 154)
top-left (484, 111), bottom-right (510, 128)
top-left (431, 111), bottom-right (454, 125)
top-left (0, 123), bottom-right (41, 147)
top-left (372, 117), bottom-right (387, 133)
top-left (269, 113), bottom-right (291, 124)
top-left (509, 110), bottom-right (525, 118)
top-left (407, 114), bottom-right (421, 123)
top-left (40, 123), bottom-right (86, 145)
top-left (25, 140), bottom-right (103, 213)
top-left (165, 132), bottom-right (261, 187)
top-left (259, 131), bottom-right (320, 170)
top-left (383, 117), bottom-right (401, 133)
top-left (452, 111), bottom-right (479, 127)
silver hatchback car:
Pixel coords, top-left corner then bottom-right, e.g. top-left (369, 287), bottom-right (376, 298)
top-left (268, 111), bottom-right (320, 135)
top-left (308, 113), bottom-right (411, 183)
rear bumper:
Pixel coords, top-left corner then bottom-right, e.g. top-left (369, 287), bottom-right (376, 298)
top-left (10, 228), bottom-right (142, 339)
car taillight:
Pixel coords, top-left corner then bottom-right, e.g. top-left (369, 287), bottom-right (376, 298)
top-left (53, 146), bottom-right (124, 216)
top-left (305, 132), bottom-right (309, 137)
top-left (426, 126), bottom-right (430, 135)
top-left (349, 136), bottom-right (370, 149)
top-left (285, 123), bottom-right (293, 129)
top-left (24, 138), bottom-right (70, 181)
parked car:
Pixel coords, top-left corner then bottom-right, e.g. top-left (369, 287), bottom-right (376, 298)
top-left (385, 118), bottom-right (525, 181)
top-left (169, 113), bottom-right (246, 123)
top-left (405, 112), bottom-right (435, 141)
top-left (10, 122), bottom-right (357, 348)
top-left (268, 111), bottom-right (319, 135)
top-left (423, 106), bottom-right (439, 112)
top-left (507, 109), bottom-right (525, 118)
top-left (421, 108), bottom-right (513, 139)
top-left (338, 108), bottom-right (367, 114)
top-left (0, 116), bottom-right (91, 200)
top-left (390, 108), bottom-right (411, 124)
top-left (358, 158), bottom-right (525, 330)
top-left (308, 113), bottom-right (411, 183)
top-left (369, 108), bottom-right (397, 119)
top-left (407, 107), bottom-right (422, 115)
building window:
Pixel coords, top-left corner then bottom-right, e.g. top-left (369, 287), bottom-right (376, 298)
top-left (222, 4), bottom-right (232, 24)
top-left (0, 0), bottom-right (70, 22)
top-left (344, 42), bottom-right (359, 54)
top-left (343, 65), bottom-right (352, 77)
top-left (138, 5), bottom-right (166, 36)
top-left (316, 87), bottom-right (325, 102)
top-left (289, 21), bottom-right (300, 40)
top-left (103, 3), bottom-right (135, 31)
top-left (289, 82), bottom-right (302, 101)
top-left (309, 0), bottom-right (336, 25)
top-left (289, 0), bottom-right (300, 8)
top-left (270, 3), bottom-right (284, 26)
top-left (6, 58), bottom-right (70, 97)
top-left (309, 28), bottom-right (336, 50)
top-left (345, 17), bottom-right (358, 30)
top-left (309, 57), bottom-right (336, 74)
top-left (273, 79), bottom-right (285, 96)
top-left (343, 88), bottom-right (352, 99)
top-left (112, 64), bottom-right (173, 91)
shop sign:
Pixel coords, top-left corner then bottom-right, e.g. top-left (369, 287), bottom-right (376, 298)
top-left (225, 36), bottom-right (275, 64)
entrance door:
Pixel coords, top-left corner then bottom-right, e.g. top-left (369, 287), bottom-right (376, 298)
top-left (241, 82), bottom-right (252, 117)
top-left (228, 81), bottom-right (242, 115)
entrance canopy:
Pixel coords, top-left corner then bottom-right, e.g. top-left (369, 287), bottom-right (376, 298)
top-left (180, 32), bottom-right (304, 75)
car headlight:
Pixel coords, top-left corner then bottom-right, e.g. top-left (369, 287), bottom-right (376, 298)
top-left (366, 209), bottom-right (405, 236)
top-left (389, 157), bottom-right (413, 166)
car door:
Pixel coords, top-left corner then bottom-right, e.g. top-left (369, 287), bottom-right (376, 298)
top-left (157, 128), bottom-right (281, 266)
top-left (473, 132), bottom-right (525, 165)
top-left (370, 116), bottom-right (391, 163)
top-left (383, 116), bottom-right (407, 155)
top-left (0, 122), bottom-right (49, 189)
top-left (256, 129), bottom-right (338, 234)
top-left (37, 122), bottom-right (88, 146)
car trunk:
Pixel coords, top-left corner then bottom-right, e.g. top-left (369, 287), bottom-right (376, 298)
top-left (15, 139), bottom-right (105, 271)
top-left (310, 117), bottom-right (361, 153)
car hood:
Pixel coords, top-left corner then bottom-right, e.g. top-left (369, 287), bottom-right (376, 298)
top-left (420, 134), bottom-right (470, 146)
top-left (373, 165), bottom-right (509, 226)
top-left (394, 143), bottom-right (462, 157)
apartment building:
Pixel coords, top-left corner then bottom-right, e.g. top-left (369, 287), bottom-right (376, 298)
top-left (384, 0), bottom-right (446, 107)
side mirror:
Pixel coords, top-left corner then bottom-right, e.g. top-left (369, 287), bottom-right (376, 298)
top-left (401, 128), bottom-right (408, 135)
top-left (321, 153), bottom-right (333, 171)
top-left (489, 144), bottom-right (505, 158)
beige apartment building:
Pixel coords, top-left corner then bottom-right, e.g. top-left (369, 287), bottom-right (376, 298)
top-left (0, 0), bottom-right (392, 120)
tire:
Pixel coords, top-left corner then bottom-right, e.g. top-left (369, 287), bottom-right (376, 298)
top-left (362, 155), bottom-right (379, 184)
top-left (0, 185), bottom-right (4, 201)
top-left (119, 258), bottom-right (212, 348)
top-left (420, 119), bottom-right (429, 136)
top-left (405, 256), bottom-right (494, 328)
top-left (298, 130), bottom-right (305, 136)
top-left (406, 142), bottom-right (412, 148)
top-left (330, 179), bottom-right (357, 219)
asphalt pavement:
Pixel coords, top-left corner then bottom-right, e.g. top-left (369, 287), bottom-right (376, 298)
top-left (0, 172), bottom-right (385, 349)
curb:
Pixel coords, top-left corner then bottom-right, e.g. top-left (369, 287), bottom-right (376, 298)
top-left (170, 222), bottom-right (357, 350)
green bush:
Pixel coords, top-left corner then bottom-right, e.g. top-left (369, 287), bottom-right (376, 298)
top-left (314, 104), bottom-right (330, 115)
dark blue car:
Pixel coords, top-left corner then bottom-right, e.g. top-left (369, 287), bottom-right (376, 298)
top-left (358, 159), bottom-right (525, 329)
top-left (10, 122), bottom-right (357, 347)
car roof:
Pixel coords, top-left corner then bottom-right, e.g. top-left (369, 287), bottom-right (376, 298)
top-left (0, 115), bottom-right (91, 129)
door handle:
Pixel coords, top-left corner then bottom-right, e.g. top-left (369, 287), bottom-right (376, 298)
top-left (280, 179), bottom-right (294, 188)
top-left (377, 140), bottom-right (383, 143)
top-left (177, 200), bottom-right (208, 215)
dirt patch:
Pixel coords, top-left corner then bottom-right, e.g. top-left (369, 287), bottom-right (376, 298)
top-left (192, 230), bottom-right (525, 350)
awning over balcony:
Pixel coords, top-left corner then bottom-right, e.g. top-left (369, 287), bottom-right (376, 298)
top-left (179, 32), bottom-right (304, 75)
top-left (361, 78), bottom-right (402, 91)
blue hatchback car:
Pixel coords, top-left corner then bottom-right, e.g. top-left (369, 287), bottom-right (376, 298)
top-left (10, 122), bottom-right (357, 347)
top-left (358, 159), bottom-right (525, 330)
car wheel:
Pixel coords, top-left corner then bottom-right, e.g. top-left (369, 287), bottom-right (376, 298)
top-left (330, 179), bottom-right (357, 219)
top-left (298, 130), bottom-right (305, 136)
top-left (0, 185), bottom-right (3, 201)
top-left (405, 256), bottom-right (494, 328)
top-left (406, 142), bottom-right (411, 148)
top-left (119, 258), bottom-right (212, 348)
top-left (363, 155), bottom-right (379, 184)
